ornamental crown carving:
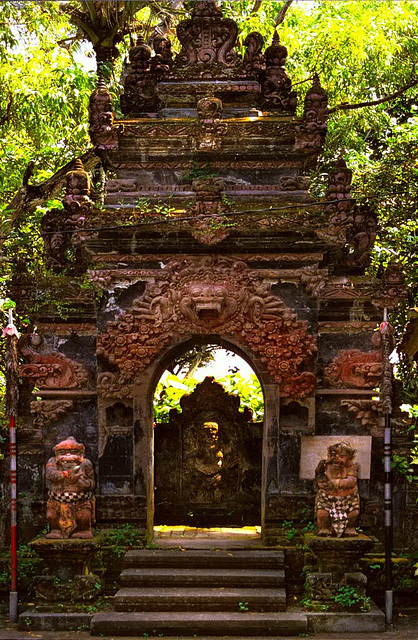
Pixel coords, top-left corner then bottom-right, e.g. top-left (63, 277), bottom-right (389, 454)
top-left (97, 257), bottom-right (317, 398)
top-left (324, 350), bottom-right (382, 389)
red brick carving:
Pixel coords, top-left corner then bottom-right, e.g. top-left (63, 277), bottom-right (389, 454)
top-left (20, 335), bottom-right (89, 389)
top-left (97, 257), bottom-right (316, 397)
top-left (324, 350), bottom-right (382, 389)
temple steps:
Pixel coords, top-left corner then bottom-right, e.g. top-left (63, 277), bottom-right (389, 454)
top-left (91, 548), bottom-right (308, 637)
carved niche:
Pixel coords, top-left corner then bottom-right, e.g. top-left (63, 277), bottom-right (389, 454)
top-left (324, 350), bottom-right (382, 389)
top-left (154, 377), bottom-right (262, 524)
top-left (20, 334), bottom-right (90, 389)
top-left (97, 257), bottom-right (317, 398)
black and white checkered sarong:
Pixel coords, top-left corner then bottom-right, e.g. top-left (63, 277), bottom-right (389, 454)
top-left (48, 491), bottom-right (92, 504)
top-left (315, 491), bottom-right (360, 537)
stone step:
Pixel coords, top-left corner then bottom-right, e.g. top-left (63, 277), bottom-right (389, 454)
top-left (91, 611), bottom-right (308, 637)
top-left (124, 549), bottom-right (284, 570)
top-left (113, 586), bottom-right (287, 612)
top-left (120, 567), bottom-right (285, 588)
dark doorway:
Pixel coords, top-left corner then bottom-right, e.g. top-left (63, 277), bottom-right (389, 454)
top-left (153, 347), bottom-right (264, 527)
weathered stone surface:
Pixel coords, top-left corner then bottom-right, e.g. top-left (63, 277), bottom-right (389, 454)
top-left (307, 601), bottom-right (385, 633)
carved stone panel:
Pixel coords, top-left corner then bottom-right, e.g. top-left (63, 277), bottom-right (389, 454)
top-left (97, 256), bottom-right (317, 399)
top-left (154, 377), bottom-right (262, 525)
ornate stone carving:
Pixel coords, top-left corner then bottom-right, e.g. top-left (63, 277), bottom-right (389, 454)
top-left (20, 334), bottom-right (89, 389)
top-left (261, 31), bottom-right (296, 113)
top-left (46, 437), bottom-right (95, 539)
top-left (189, 176), bottom-right (231, 245)
top-left (243, 31), bottom-right (265, 74)
top-left (41, 159), bottom-right (93, 271)
top-left (325, 158), bottom-right (354, 225)
top-left (175, 0), bottom-right (239, 77)
top-left (88, 77), bottom-right (118, 149)
top-left (97, 372), bottom-right (133, 400)
top-left (341, 399), bottom-right (382, 436)
top-left (97, 257), bottom-right (317, 397)
top-left (121, 36), bottom-right (159, 115)
top-left (30, 400), bottom-right (74, 428)
top-left (295, 74), bottom-right (328, 150)
top-left (315, 442), bottom-right (360, 537)
top-left (193, 95), bottom-right (227, 151)
top-left (344, 204), bottom-right (377, 269)
top-left (324, 350), bottom-right (382, 389)
top-left (150, 35), bottom-right (173, 80)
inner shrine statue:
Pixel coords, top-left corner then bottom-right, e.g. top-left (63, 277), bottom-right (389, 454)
top-left (315, 442), bottom-right (360, 537)
top-left (45, 437), bottom-right (95, 539)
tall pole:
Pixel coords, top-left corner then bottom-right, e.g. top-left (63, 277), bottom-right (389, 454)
top-left (3, 309), bottom-right (20, 623)
top-left (380, 308), bottom-right (394, 625)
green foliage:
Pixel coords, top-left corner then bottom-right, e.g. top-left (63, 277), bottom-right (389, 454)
top-left (100, 523), bottom-right (145, 549)
top-left (238, 601), bottom-right (249, 611)
top-left (330, 585), bottom-right (371, 612)
top-left (154, 371), bottom-right (264, 423)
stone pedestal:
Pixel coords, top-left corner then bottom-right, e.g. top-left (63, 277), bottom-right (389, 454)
top-left (30, 538), bottom-right (102, 604)
top-left (303, 533), bottom-right (373, 611)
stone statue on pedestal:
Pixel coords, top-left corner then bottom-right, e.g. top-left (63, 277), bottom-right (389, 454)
top-left (46, 437), bottom-right (95, 539)
top-left (315, 441), bottom-right (360, 537)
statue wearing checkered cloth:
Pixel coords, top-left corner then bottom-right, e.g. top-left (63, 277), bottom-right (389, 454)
top-left (46, 437), bottom-right (95, 539)
top-left (315, 442), bottom-right (360, 538)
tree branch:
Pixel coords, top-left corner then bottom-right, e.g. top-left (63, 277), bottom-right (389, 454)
top-left (275, 0), bottom-right (294, 27)
top-left (328, 78), bottom-right (418, 115)
top-left (2, 149), bottom-right (100, 244)
top-left (251, 0), bottom-right (263, 13)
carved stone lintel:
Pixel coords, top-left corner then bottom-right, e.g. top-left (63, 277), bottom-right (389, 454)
top-left (97, 257), bottom-right (317, 398)
top-left (20, 334), bottom-right (90, 390)
top-left (295, 73), bottom-right (328, 150)
top-left (261, 31), bottom-right (296, 113)
top-left (89, 77), bottom-right (118, 149)
top-left (324, 350), bottom-right (382, 389)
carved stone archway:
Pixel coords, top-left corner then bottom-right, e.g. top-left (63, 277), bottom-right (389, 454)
top-left (96, 256), bottom-right (317, 539)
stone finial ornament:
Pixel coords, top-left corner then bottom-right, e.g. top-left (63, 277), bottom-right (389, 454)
top-left (315, 441), bottom-right (360, 537)
top-left (89, 77), bottom-right (118, 150)
top-left (261, 31), bottom-right (296, 112)
top-left (295, 73), bottom-right (328, 150)
top-left (122, 36), bottom-right (159, 114)
top-left (46, 436), bottom-right (95, 539)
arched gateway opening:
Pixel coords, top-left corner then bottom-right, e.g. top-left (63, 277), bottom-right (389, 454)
top-left (152, 344), bottom-right (264, 530)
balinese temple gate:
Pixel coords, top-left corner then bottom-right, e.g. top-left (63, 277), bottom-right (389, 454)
top-left (15, 0), bottom-right (408, 550)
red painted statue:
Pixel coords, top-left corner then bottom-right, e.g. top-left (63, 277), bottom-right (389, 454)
top-left (46, 437), bottom-right (95, 539)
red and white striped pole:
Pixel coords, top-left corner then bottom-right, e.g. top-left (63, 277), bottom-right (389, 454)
top-left (3, 308), bottom-right (20, 623)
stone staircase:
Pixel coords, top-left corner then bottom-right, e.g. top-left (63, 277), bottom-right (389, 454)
top-left (91, 548), bottom-right (308, 637)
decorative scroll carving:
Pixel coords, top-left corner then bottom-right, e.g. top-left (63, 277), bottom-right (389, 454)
top-left (175, 0), bottom-right (239, 77)
top-left (341, 399), bottom-right (382, 436)
top-left (121, 36), bottom-right (159, 115)
top-left (261, 31), bottom-right (296, 113)
top-left (41, 159), bottom-right (93, 271)
top-left (295, 74), bottom-right (328, 150)
top-left (243, 31), bottom-right (265, 74)
top-left (89, 77), bottom-right (118, 150)
top-left (30, 400), bottom-right (74, 428)
top-left (20, 334), bottom-right (89, 389)
top-left (97, 257), bottom-right (316, 397)
top-left (324, 350), bottom-right (382, 389)
top-left (97, 372), bottom-right (133, 400)
top-left (193, 96), bottom-right (227, 151)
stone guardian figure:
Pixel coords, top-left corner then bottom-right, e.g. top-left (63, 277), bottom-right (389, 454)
top-left (46, 437), bottom-right (95, 539)
top-left (315, 442), bottom-right (360, 537)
